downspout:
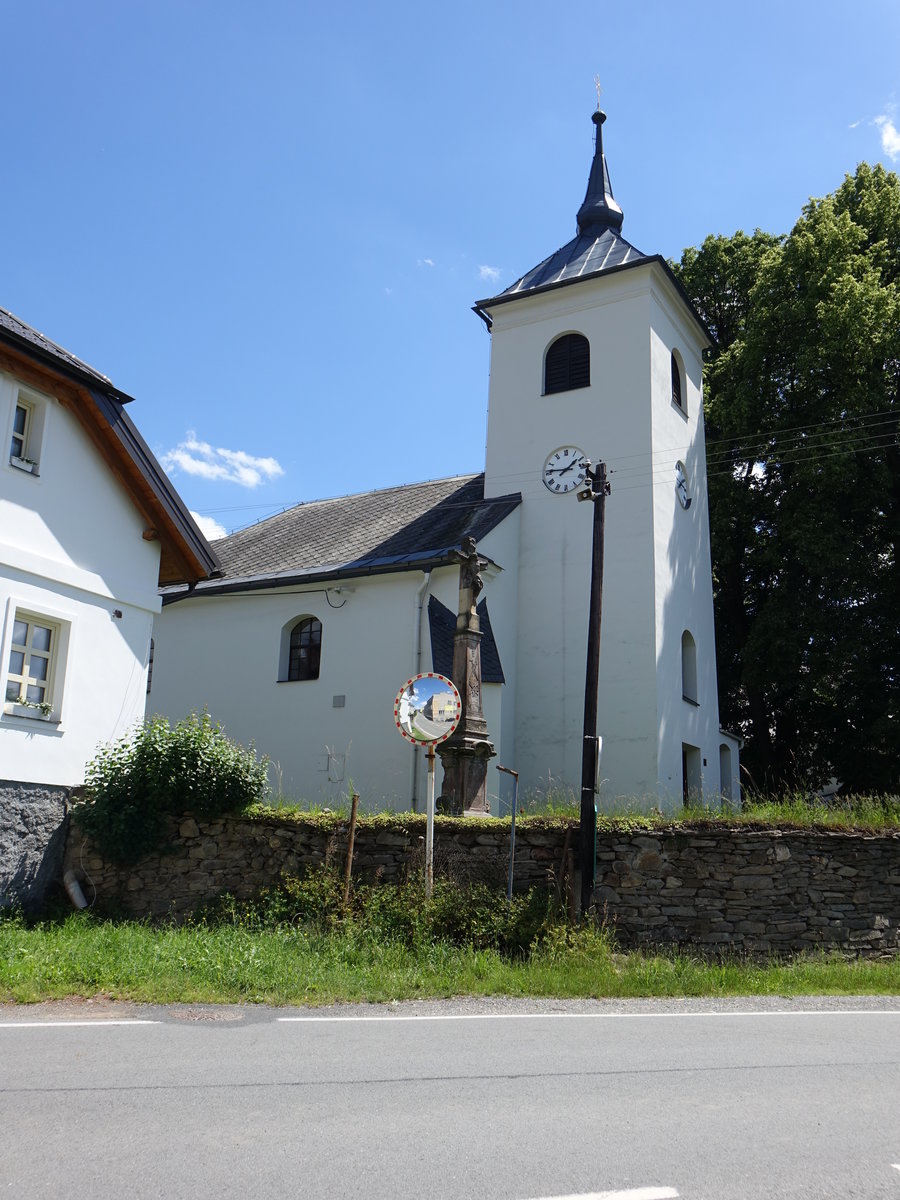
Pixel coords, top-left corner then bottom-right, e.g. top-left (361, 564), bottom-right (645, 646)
top-left (410, 569), bottom-right (432, 812)
top-left (63, 869), bottom-right (88, 910)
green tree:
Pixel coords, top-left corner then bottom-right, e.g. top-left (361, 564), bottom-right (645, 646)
top-left (674, 164), bottom-right (900, 793)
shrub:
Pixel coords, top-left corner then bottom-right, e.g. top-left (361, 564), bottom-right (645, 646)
top-left (75, 713), bottom-right (268, 865)
top-left (199, 867), bottom-right (562, 958)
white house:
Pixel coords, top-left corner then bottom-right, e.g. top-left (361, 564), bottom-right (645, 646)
top-left (0, 306), bottom-right (219, 906)
top-left (151, 109), bottom-right (741, 813)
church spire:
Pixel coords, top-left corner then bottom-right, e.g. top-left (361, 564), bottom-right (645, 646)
top-left (576, 110), bottom-right (624, 237)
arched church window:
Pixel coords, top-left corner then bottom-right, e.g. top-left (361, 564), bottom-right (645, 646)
top-left (544, 333), bottom-right (590, 395)
top-left (671, 351), bottom-right (684, 411)
top-left (288, 617), bottom-right (322, 681)
top-left (681, 630), bottom-right (698, 704)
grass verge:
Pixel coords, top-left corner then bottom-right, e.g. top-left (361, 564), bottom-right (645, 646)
top-left (2, 909), bottom-right (897, 1007)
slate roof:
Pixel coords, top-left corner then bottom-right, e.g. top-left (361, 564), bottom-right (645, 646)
top-left (495, 226), bottom-right (647, 299)
top-left (168, 473), bottom-right (521, 600)
top-left (0, 305), bottom-right (134, 403)
top-left (428, 595), bottom-right (505, 684)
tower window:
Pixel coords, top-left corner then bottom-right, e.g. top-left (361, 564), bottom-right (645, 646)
top-left (671, 351), bottom-right (684, 411)
top-left (544, 334), bottom-right (590, 395)
top-left (681, 630), bottom-right (698, 705)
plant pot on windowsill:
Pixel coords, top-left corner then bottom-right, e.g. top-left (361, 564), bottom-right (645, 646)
top-left (4, 701), bottom-right (55, 722)
top-left (9, 456), bottom-right (38, 474)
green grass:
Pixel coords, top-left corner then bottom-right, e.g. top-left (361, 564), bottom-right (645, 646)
top-left (245, 792), bottom-right (900, 834)
top-left (2, 904), bottom-right (897, 1007)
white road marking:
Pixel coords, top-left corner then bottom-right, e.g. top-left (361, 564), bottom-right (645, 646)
top-left (523, 1189), bottom-right (678, 1200)
top-left (0, 1020), bottom-right (160, 1028)
top-left (278, 1009), bottom-right (900, 1023)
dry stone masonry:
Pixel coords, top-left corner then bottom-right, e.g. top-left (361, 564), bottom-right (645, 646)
top-left (63, 814), bottom-right (900, 956)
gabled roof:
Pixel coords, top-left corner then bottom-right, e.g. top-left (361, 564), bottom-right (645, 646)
top-left (166, 473), bottom-right (521, 601)
top-left (0, 305), bottom-right (220, 586)
top-left (0, 306), bottom-right (135, 404)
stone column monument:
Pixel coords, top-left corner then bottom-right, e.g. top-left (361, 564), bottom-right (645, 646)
top-left (436, 536), bottom-right (496, 815)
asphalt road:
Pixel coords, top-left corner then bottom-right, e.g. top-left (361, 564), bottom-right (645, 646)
top-left (2, 996), bottom-right (899, 1200)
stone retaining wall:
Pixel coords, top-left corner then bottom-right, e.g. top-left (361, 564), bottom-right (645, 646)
top-left (63, 814), bottom-right (900, 956)
top-left (1, 780), bottom-right (69, 912)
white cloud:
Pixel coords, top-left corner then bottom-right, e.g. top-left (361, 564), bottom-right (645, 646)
top-left (417, 257), bottom-right (435, 268)
top-left (875, 113), bottom-right (900, 160)
top-left (479, 264), bottom-right (501, 282)
top-left (190, 511), bottom-right (227, 541)
top-left (161, 432), bottom-right (284, 488)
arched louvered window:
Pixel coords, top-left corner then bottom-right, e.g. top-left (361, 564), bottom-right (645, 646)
top-left (681, 629), bottom-right (698, 704)
top-left (544, 333), bottom-right (590, 395)
top-left (671, 351), bottom-right (684, 410)
top-left (288, 617), bottom-right (322, 681)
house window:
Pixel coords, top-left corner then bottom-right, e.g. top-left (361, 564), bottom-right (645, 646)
top-left (10, 402), bottom-right (30, 460)
top-left (288, 617), bottom-right (322, 681)
top-left (671, 351), bottom-right (685, 413)
top-left (7, 389), bottom-right (47, 473)
top-left (544, 333), bottom-right (590, 395)
top-left (681, 630), bottom-right (698, 705)
top-left (5, 612), bottom-right (57, 715)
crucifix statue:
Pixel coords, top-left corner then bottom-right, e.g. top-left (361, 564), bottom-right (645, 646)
top-left (436, 536), bottom-right (496, 816)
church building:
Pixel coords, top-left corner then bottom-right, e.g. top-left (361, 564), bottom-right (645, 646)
top-left (151, 110), bottom-right (740, 812)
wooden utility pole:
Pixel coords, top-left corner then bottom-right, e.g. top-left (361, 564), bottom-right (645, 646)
top-left (578, 459), bottom-right (610, 916)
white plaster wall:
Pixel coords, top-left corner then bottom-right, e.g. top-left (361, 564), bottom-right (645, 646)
top-left (647, 278), bottom-right (722, 808)
top-left (0, 371), bottom-right (162, 785)
top-left (0, 573), bottom-right (154, 784)
top-left (483, 271), bottom-right (669, 803)
top-left (151, 562), bottom-right (514, 812)
top-left (477, 515), bottom-right (520, 809)
top-left (0, 373), bottom-right (163, 608)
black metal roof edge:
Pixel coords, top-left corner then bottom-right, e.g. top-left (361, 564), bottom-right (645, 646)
top-left (162, 550), bottom-right (491, 605)
top-left (89, 388), bottom-right (222, 579)
top-left (0, 315), bottom-right (137, 405)
top-left (474, 255), bottom-right (715, 349)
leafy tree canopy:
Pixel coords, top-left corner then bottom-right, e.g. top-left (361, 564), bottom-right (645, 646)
top-left (674, 163), bottom-right (900, 793)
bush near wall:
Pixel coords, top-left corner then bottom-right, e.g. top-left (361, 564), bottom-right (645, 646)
top-left (63, 811), bottom-right (900, 957)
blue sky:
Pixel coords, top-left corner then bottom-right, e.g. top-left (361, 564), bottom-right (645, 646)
top-left (4, 0), bottom-right (899, 539)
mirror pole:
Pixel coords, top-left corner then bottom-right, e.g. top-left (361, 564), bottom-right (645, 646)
top-left (426, 744), bottom-right (435, 899)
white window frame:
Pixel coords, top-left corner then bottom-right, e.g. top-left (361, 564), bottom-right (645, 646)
top-left (5, 384), bottom-right (50, 475)
top-left (2, 603), bottom-right (71, 724)
top-left (10, 399), bottom-right (31, 462)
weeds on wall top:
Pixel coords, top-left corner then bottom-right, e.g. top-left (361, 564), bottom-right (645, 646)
top-left (74, 712), bottom-right (269, 865)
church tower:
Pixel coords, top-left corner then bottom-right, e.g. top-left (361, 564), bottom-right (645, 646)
top-left (479, 110), bottom-right (738, 809)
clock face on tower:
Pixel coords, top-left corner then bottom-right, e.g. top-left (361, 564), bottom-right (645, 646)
top-left (542, 445), bottom-right (588, 493)
top-left (675, 460), bottom-right (692, 510)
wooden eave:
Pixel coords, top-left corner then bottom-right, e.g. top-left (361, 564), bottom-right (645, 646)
top-left (0, 342), bottom-right (220, 586)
